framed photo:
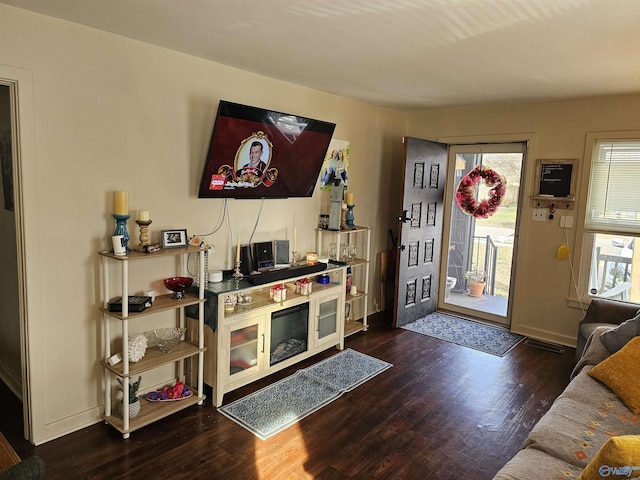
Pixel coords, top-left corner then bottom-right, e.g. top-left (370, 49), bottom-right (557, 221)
top-left (161, 229), bottom-right (188, 249)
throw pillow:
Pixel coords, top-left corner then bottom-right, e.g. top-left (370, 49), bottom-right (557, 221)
top-left (577, 435), bottom-right (640, 480)
top-left (600, 311), bottom-right (640, 353)
top-left (589, 336), bottom-right (640, 414)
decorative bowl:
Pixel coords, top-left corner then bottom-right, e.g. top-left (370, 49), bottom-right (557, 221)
top-left (145, 327), bottom-right (186, 353)
top-left (163, 276), bottom-right (193, 299)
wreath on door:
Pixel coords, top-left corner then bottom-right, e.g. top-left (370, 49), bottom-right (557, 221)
top-left (455, 165), bottom-right (507, 219)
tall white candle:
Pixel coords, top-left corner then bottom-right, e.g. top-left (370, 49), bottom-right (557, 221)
top-left (236, 238), bottom-right (241, 262)
top-left (293, 228), bottom-right (297, 252)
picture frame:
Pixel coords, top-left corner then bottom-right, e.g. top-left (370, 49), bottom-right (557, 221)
top-left (161, 229), bottom-right (188, 249)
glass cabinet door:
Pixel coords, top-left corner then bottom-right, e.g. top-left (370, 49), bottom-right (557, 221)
top-left (314, 293), bottom-right (340, 348)
top-left (224, 314), bottom-right (266, 384)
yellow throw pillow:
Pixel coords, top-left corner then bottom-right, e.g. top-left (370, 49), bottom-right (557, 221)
top-left (589, 336), bottom-right (640, 414)
top-left (577, 436), bottom-right (640, 480)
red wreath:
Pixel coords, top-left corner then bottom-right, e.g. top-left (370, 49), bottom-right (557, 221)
top-left (455, 165), bottom-right (507, 219)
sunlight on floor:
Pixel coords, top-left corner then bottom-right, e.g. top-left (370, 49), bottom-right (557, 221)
top-left (256, 422), bottom-right (310, 479)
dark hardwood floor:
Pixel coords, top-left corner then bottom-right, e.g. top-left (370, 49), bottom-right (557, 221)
top-left (0, 310), bottom-right (576, 479)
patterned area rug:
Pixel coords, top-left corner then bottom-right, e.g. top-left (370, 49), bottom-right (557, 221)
top-left (401, 312), bottom-right (526, 357)
top-left (218, 349), bottom-right (392, 440)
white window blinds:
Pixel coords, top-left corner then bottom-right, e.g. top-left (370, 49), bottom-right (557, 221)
top-left (586, 140), bottom-right (640, 233)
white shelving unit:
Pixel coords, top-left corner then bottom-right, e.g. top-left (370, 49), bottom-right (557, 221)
top-left (99, 246), bottom-right (207, 438)
top-left (316, 226), bottom-right (371, 337)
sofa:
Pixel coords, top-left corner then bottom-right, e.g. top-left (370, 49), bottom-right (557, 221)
top-left (492, 298), bottom-right (640, 480)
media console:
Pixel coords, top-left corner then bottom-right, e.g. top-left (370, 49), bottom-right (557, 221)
top-left (187, 262), bottom-right (347, 406)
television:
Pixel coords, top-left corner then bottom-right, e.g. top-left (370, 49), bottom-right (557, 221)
top-left (198, 101), bottom-right (336, 199)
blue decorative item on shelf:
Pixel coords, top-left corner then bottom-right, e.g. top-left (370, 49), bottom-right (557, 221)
top-left (345, 204), bottom-right (356, 229)
top-left (112, 213), bottom-right (131, 253)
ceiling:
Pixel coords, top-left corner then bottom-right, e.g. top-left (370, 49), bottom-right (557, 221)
top-left (4, 0), bottom-right (640, 109)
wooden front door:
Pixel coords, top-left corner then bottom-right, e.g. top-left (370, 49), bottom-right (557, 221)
top-left (394, 137), bottom-right (448, 327)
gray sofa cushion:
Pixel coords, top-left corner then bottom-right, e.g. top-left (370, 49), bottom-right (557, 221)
top-left (600, 311), bottom-right (640, 353)
top-left (525, 369), bottom-right (638, 468)
top-left (492, 447), bottom-right (582, 480)
top-left (571, 326), bottom-right (613, 379)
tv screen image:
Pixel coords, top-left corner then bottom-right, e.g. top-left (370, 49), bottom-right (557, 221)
top-left (198, 101), bottom-right (336, 199)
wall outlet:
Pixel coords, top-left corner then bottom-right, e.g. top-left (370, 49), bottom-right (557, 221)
top-left (532, 208), bottom-right (546, 222)
top-left (560, 216), bottom-right (574, 228)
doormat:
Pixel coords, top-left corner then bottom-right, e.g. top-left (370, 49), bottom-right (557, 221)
top-left (401, 312), bottom-right (525, 357)
top-left (218, 349), bottom-right (392, 440)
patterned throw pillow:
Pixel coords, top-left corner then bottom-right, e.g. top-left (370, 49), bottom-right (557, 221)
top-left (600, 311), bottom-right (640, 353)
top-left (577, 435), bottom-right (640, 480)
top-left (589, 336), bottom-right (640, 414)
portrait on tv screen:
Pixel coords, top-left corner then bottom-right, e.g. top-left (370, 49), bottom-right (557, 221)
top-left (198, 101), bottom-right (336, 199)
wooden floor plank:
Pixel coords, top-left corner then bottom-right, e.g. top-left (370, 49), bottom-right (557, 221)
top-left (0, 310), bottom-right (576, 479)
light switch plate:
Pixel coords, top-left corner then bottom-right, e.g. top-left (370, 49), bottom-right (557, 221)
top-left (532, 208), bottom-right (546, 222)
top-left (560, 216), bottom-right (574, 228)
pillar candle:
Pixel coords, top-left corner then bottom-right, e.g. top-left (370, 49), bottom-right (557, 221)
top-left (114, 191), bottom-right (128, 215)
top-left (138, 210), bottom-right (149, 221)
top-left (236, 238), bottom-right (241, 262)
top-left (345, 192), bottom-right (354, 205)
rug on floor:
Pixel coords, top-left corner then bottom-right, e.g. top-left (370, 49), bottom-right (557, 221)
top-left (401, 312), bottom-right (525, 357)
top-left (218, 348), bottom-right (392, 440)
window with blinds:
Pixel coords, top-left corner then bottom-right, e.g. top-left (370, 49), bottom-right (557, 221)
top-left (586, 140), bottom-right (640, 233)
top-left (585, 139), bottom-right (640, 302)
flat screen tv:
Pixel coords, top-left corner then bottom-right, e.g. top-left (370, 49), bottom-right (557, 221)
top-left (198, 101), bottom-right (336, 199)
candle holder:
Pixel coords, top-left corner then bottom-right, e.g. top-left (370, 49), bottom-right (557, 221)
top-left (112, 214), bottom-right (131, 253)
top-left (341, 205), bottom-right (348, 230)
top-left (346, 204), bottom-right (356, 229)
top-left (291, 251), bottom-right (298, 264)
top-left (233, 261), bottom-right (244, 281)
top-left (136, 219), bottom-right (152, 250)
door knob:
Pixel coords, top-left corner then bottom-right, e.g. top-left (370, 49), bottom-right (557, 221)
top-left (398, 210), bottom-right (410, 223)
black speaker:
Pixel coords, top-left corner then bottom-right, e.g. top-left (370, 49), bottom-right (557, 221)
top-left (240, 244), bottom-right (255, 275)
top-left (253, 241), bottom-right (274, 271)
top-left (274, 240), bottom-right (290, 267)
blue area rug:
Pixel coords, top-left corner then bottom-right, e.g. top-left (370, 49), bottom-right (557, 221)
top-left (218, 349), bottom-right (392, 440)
top-left (401, 312), bottom-right (525, 357)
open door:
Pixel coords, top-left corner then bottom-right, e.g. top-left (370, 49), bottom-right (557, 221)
top-left (394, 137), bottom-right (447, 327)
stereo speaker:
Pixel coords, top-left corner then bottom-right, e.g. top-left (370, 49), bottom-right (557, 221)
top-left (274, 239), bottom-right (290, 267)
top-left (240, 245), bottom-right (255, 275)
top-left (253, 241), bottom-right (274, 271)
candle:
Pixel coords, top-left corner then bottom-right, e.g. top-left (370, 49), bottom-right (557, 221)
top-left (345, 192), bottom-right (354, 205)
top-left (236, 238), bottom-right (241, 262)
top-left (293, 228), bottom-right (297, 252)
top-left (138, 210), bottom-right (149, 221)
top-left (114, 191), bottom-right (128, 215)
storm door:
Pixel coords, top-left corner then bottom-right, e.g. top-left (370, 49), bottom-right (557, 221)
top-left (440, 143), bottom-right (525, 326)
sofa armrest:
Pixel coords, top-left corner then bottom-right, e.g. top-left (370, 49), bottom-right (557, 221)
top-left (579, 298), bottom-right (638, 327)
top-left (0, 456), bottom-right (45, 480)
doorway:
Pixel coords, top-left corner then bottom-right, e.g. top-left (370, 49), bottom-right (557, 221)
top-left (0, 84), bottom-right (22, 395)
top-left (0, 68), bottom-right (34, 443)
top-left (440, 143), bottom-right (526, 327)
